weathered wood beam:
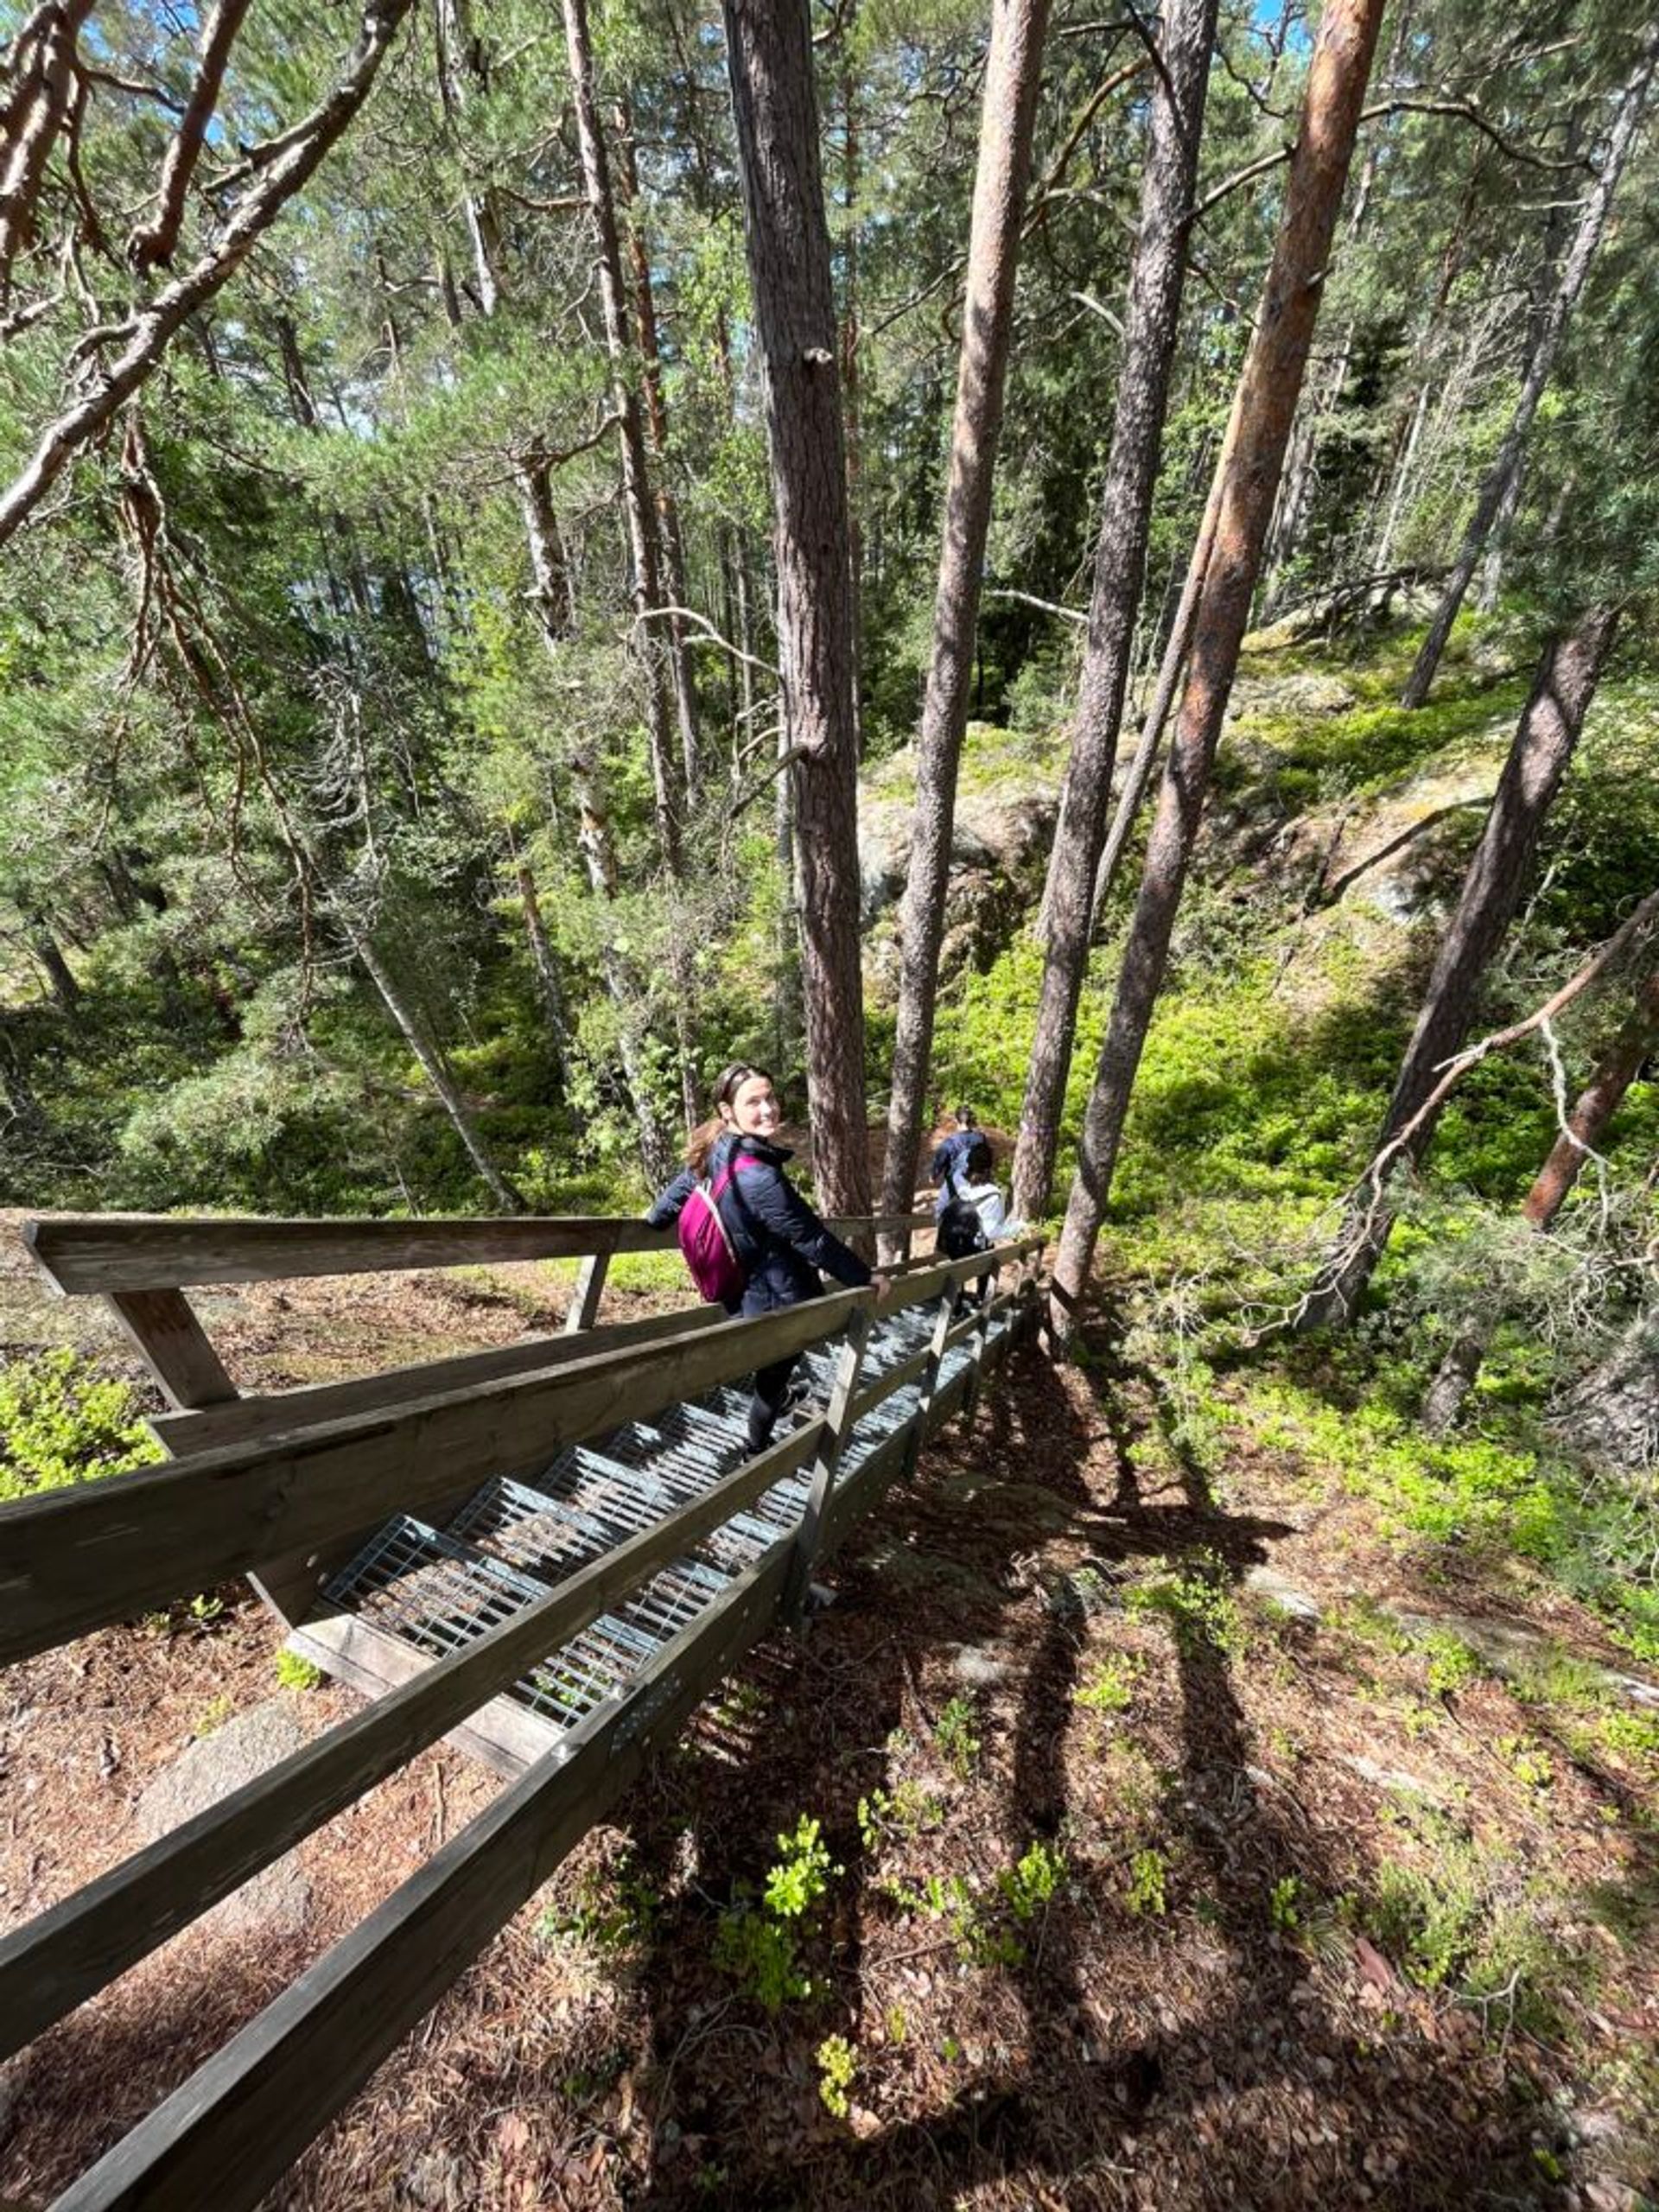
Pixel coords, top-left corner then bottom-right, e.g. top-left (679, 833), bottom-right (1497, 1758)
top-left (148, 1302), bottom-right (720, 1457)
top-left (25, 1212), bottom-right (932, 1294)
top-left (0, 1421), bottom-right (823, 2063)
top-left (105, 1288), bottom-right (237, 1410)
top-left (46, 1546), bottom-right (792, 2212)
top-left (0, 1291), bottom-right (866, 1666)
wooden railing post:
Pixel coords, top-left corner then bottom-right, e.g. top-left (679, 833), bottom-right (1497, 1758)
top-left (905, 1280), bottom-right (961, 1479)
top-left (960, 1258), bottom-right (999, 1423)
top-left (784, 1306), bottom-right (872, 1630)
top-left (563, 1250), bottom-right (609, 1334)
top-left (106, 1289), bottom-right (237, 1412)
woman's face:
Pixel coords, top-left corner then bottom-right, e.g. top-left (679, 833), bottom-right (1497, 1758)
top-left (721, 1072), bottom-right (782, 1139)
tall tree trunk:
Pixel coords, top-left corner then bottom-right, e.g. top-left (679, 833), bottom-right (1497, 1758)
top-left (1049, 0), bottom-right (1388, 1343)
top-left (350, 927), bottom-right (524, 1211)
top-left (517, 456), bottom-right (575, 645)
top-left (1525, 961), bottom-right (1659, 1230)
top-left (1302, 601), bottom-right (1622, 1327)
top-left (613, 99), bottom-right (702, 802)
top-left (1372, 376), bottom-right (1428, 571)
top-left (840, 44), bottom-right (865, 760)
top-left (1400, 28), bottom-right (1657, 707)
top-left (28, 913), bottom-right (79, 1010)
top-left (507, 836), bottom-right (569, 1097)
top-left (569, 754), bottom-right (680, 1185)
top-left (1006, 0), bottom-right (1217, 1226)
top-left (1085, 389), bottom-right (1242, 938)
top-left (722, 0), bottom-right (872, 1222)
top-left (435, 0), bottom-right (503, 313)
top-left (560, 0), bottom-right (683, 876)
top-left (880, 0), bottom-right (1052, 1239)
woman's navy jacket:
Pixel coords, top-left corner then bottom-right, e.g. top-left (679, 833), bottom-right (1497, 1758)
top-left (647, 1131), bottom-right (872, 1314)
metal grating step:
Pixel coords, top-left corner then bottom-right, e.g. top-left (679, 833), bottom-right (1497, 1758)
top-left (314, 1287), bottom-right (1023, 1752)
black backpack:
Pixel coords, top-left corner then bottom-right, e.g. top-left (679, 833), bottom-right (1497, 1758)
top-left (937, 1195), bottom-right (988, 1262)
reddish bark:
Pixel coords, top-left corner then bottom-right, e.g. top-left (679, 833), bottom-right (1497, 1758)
top-left (722, 0), bottom-right (871, 1222)
top-left (880, 0), bottom-right (1052, 1238)
top-left (1051, 0), bottom-right (1388, 1340)
top-left (127, 0), bottom-right (252, 273)
top-left (1524, 963), bottom-right (1659, 1229)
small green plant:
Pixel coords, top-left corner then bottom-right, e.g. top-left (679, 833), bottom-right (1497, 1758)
top-left (1597, 1708), bottom-right (1659, 1765)
top-left (0, 1349), bottom-right (162, 1500)
top-left (1126, 1553), bottom-right (1240, 1656)
top-left (275, 1649), bottom-right (325, 1691)
top-left (1269, 1875), bottom-right (1302, 1931)
top-left (188, 1592), bottom-right (226, 1631)
top-left (856, 1780), bottom-right (944, 1853)
top-left (1420, 1630), bottom-right (1483, 1696)
top-left (999, 1839), bottom-right (1067, 1922)
top-left (764, 1816), bottom-right (839, 1919)
top-left (816, 2034), bottom-right (856, 2119)
top-left (1126, 1847), bottom-right (1169, 1917)
top-left (1497, 1735), bottom-right (1554, 1789)
top-left (715, 1815), bottom-right (841, 2011)
top-left (885, 2004), bottom-right (907, 2046)
top-left (939, 2033), bottom-right (963, 2063)
top-left (541, 1852), bottom-right (658, 1957)
top-left (933, 1696), bottom-right (982, 1778)
top-left (1075, 1653), bottom-right (1141, 1713)
top-left (194, 1694), bottom-right (234, 1737)
top-left (713, 1910), bottom-right (810, 2010)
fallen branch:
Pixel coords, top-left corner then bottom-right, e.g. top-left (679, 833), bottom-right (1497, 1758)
top-left (1291, 885), bottom-right (1659, 1327)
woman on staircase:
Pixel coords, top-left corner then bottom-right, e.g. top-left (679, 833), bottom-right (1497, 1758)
top-left (647, 1063), bottom-right (889, 1454)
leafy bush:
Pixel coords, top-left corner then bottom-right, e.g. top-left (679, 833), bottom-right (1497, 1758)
top-left (0, 1350), bottom-right (162, 1500)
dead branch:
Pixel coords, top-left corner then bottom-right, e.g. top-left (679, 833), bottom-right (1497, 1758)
top-left (1196, 93), bottom-right (1593, 225)
top-left (635, 603), bottom-right (780, 680)
top-left (1293, 885), bottom-right (1659, 1326)
top-left (128, 0), bottom-right (253, 274)
top-left (1315, 796), bottom-right (1490, 908)
top-left (983, 586), bottom-right (1089, 626)
top-left (0, 0), bottom-right (414, 550)
top-left (0, 0), bottom-right (95, 308)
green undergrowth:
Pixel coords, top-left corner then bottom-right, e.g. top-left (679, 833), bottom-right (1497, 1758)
top-left (0, 1348), bottom-right (163, 1500)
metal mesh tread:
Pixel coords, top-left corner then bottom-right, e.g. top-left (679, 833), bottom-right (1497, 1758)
top-left (319, 1292), bottom-right (1020, 1736)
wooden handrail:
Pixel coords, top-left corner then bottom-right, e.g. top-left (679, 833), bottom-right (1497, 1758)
top-left (146, 1300), bottom-right (723, 1458)
top-left (0, 1420), bottom-right (825, 2064)
top-left (48, 1546), bottom-right (796, 2212)
top-left (15, 1254), bottom-right (1038, 2212)
top-left (0, 1291), bottom-right (867, 1666)
top-left (24, 1211), bottom-right (933, 1295)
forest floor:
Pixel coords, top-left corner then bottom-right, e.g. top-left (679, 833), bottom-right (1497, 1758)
top-left (3, 1216), bottom-right (1658, 2211)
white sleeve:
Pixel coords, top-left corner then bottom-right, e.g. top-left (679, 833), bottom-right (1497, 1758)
top-left (977, 1186), bottom-right (1007, 1238)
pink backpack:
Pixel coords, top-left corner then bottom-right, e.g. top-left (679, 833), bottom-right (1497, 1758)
top-left (677, 1155), bottom-right (755, 1305)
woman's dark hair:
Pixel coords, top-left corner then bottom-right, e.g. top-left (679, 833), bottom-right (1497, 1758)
top-left (964, 1135), bottom-right (995, 1183)
top-left (685, 1061), bottom-right (777, 1173)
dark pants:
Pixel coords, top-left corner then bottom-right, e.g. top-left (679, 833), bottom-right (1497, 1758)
top-left (747, 1352), bottom-right (799, 1453)
top-left (737, 1276), bottom-right (821, 1454)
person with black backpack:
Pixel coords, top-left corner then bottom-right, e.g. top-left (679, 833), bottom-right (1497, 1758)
top-left (928, 1105), bottom-right (980, 1217)
top-left (647, 1062), bottom-right (889, 1453)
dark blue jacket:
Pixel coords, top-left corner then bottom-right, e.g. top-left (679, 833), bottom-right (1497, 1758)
top-left (929, 1127), bottom-right (979, 1215)
top-left (647, 1132), bottom-right (872, 1316)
